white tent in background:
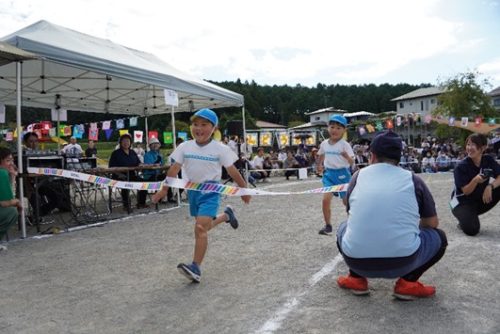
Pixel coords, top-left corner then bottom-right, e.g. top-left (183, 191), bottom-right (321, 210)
top-left (0, 20), bottom-right (243, 114)
top-left (0, 20), bottom-right (246, 238)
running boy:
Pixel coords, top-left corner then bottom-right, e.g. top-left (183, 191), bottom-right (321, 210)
top-left (152, 108), bottom-right (251, 283)
top-left (317, 114), bottom-right (354, 235)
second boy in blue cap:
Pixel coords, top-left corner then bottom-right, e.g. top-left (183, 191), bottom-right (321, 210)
top-left (317, 114), bottom-right (354, 235)
top-left (152, 108), bottom-right (251, 283)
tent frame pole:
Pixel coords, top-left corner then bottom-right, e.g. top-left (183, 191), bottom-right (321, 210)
top-left (16, 61), bottom-right (27, 238)
top-left (241, 105), bottom-right (249, 184)
top-left (170, 106), bottom-right (180, 205)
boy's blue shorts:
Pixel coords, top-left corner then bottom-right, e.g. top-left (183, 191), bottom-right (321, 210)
top-left (187, 185), bottom-right (221, 218)
top-left (322, 168), bottom-right (351, 198)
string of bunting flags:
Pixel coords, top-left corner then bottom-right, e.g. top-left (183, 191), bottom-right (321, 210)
top-left (0, 113), bottom-right (188, 144)
top-left (26, 167), bottom-right (348, 196)
top-left (355, 113), bottom-right (498, 136)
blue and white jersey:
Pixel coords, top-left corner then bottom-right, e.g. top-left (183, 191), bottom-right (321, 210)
top-left (318, 139), bottom-right (354, 169)
top-left (169, 139), bottom-right (237, 183)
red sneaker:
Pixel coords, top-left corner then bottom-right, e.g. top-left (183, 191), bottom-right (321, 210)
top-left (393, 278), bottom-right (436, 300)
top-left (337, 274), bottom-right (369, 295)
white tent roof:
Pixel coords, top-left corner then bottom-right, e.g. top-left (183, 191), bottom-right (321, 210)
top-left (0, 20), bottom-right (243, 115)
top-left (0, 41), bottom-right (37, 66)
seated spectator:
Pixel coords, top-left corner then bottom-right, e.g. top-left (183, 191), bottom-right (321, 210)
top-left (233, 153), bottom-right (256, 187)
top-left (308, 147), bottom-right (320, 174)
top-left (23, 132), bottom-right (69, 215)
top-left (22, 132), bottom-right (39, 152)
top-left (269, 150), bottom-right (281, 169)
top-left (263, 156), bottom-right (273, 177)
top-left (277, 149), bottom-right (287, 163)
top-left (62, 136), bottom-right (83, 157)
top-left (284, 151), bottom-right (300, 180)
top-left (421, 152), bottom-right (437, 173)
top-left (0, 148), bottom-right (21, 250)
top-left (85, 140), bottom-right (98, 158)
top-left (435, 151), bottom-right (451, 172)
top-left (63, 137), bottom-right (84, 166)
top-left (251, 147), bottom-right (268, 182)
top-left (109, 134), bottom-right (148, 211)
top-left (354, 148), bottom-right (368, 170)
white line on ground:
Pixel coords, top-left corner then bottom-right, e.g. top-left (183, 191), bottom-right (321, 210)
top-left (254, 254), bottom-right (343, 334)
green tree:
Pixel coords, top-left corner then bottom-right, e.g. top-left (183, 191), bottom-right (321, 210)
top-left (432, 71), bottom-right (496, 144)
top-left (433, 71), bottom-right (496, 119)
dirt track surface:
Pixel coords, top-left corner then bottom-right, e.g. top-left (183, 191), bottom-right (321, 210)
top-left (1, 173), bottom-right (499, 334)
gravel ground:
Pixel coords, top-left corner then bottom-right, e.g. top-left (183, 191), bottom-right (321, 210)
top-left (0, 173), bottom-right (499, 334)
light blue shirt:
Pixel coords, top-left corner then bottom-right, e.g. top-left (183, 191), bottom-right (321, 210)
top-left (342, 163), bottom-right (421, 258)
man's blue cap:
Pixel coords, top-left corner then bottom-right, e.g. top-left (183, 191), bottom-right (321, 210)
top-left (191, 108), bottom-right (218, 126)
top-left (329, 114), bottom-right (347, 127)
top-left (370, 130), bottom-right (402, 161)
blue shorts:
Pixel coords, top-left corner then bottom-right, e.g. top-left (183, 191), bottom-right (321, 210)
top-left (336, 221), bottom-right (444, 278)
top-left (322, 168), bottom-right (351, 198)
top-left (187, 184), bottom-right (221, 218)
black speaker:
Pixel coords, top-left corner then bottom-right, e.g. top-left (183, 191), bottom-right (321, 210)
top-left (226, 120), bottom-right (244, 137)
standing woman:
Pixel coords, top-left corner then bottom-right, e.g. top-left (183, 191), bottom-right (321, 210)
top-left (0, 148), bottom-right (22, 250)
top-left (451, 133), bottom-right (499, 236)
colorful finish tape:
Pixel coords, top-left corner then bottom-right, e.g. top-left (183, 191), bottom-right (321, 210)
top-left (27, 168), bottom-right (348, 196)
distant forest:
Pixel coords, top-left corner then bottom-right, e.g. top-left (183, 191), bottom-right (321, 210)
top-left (215, 80), bottom-right (431, 126)
top-left (3, 80), bottom-right (431, 130)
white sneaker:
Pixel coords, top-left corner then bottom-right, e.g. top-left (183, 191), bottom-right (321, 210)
top-left (0, 245), bottom-right (7, 252)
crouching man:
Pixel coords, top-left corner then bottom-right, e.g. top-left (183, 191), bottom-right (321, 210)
top-left (336, 131), bottom-right (447, 300)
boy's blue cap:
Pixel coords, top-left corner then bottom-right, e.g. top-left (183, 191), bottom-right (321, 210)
top-left (191, 108), bottom-right (218, 126)
top-left (329, 114), bottom-right (347, 127)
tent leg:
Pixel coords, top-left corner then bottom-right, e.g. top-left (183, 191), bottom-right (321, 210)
top-left (170, 106), bottom-right (180, 206)
top-left (16, 61), bottom-right (27, 238)
top-left (241, 105), bottom-right (249, 184)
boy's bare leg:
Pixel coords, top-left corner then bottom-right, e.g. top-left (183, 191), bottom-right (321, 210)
top-left (193, 217), bottom-right (212, 265)
top-left (192, 213), bottom-right (230, 265)
top-left (322, 192), bottom-right (334, 225)
top-left (211, 212), bottom-right (228, 229)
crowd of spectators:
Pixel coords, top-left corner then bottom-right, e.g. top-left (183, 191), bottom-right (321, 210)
top-left (221, 133), bottom-right (500, 182)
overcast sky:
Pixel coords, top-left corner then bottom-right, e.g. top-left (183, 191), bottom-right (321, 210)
top-left (1, 0), bottom-right (499, 89)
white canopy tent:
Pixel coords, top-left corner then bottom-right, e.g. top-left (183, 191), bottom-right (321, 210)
top-left (0, 20), bottom-right (243, 114)
top-left (0, 20), bottom-right (246, 238)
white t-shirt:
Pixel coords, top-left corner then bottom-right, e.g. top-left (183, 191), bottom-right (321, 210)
top-left (318, 139), bottom-right (354, 169)
top-left (170, 139), bottom-right (237, 183)
top-left (252, 155), bottom-right (264, 169)
top-left (63, 143), bottom-right (83, 156)
top-left (277, 152), bottom-right (287, 161)
top-left (422, 156), bottom-right (435, 167)
top-left (240, 143), bottom-right (253, 157)
top-left (228, 140), bottom-right (238, 155)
